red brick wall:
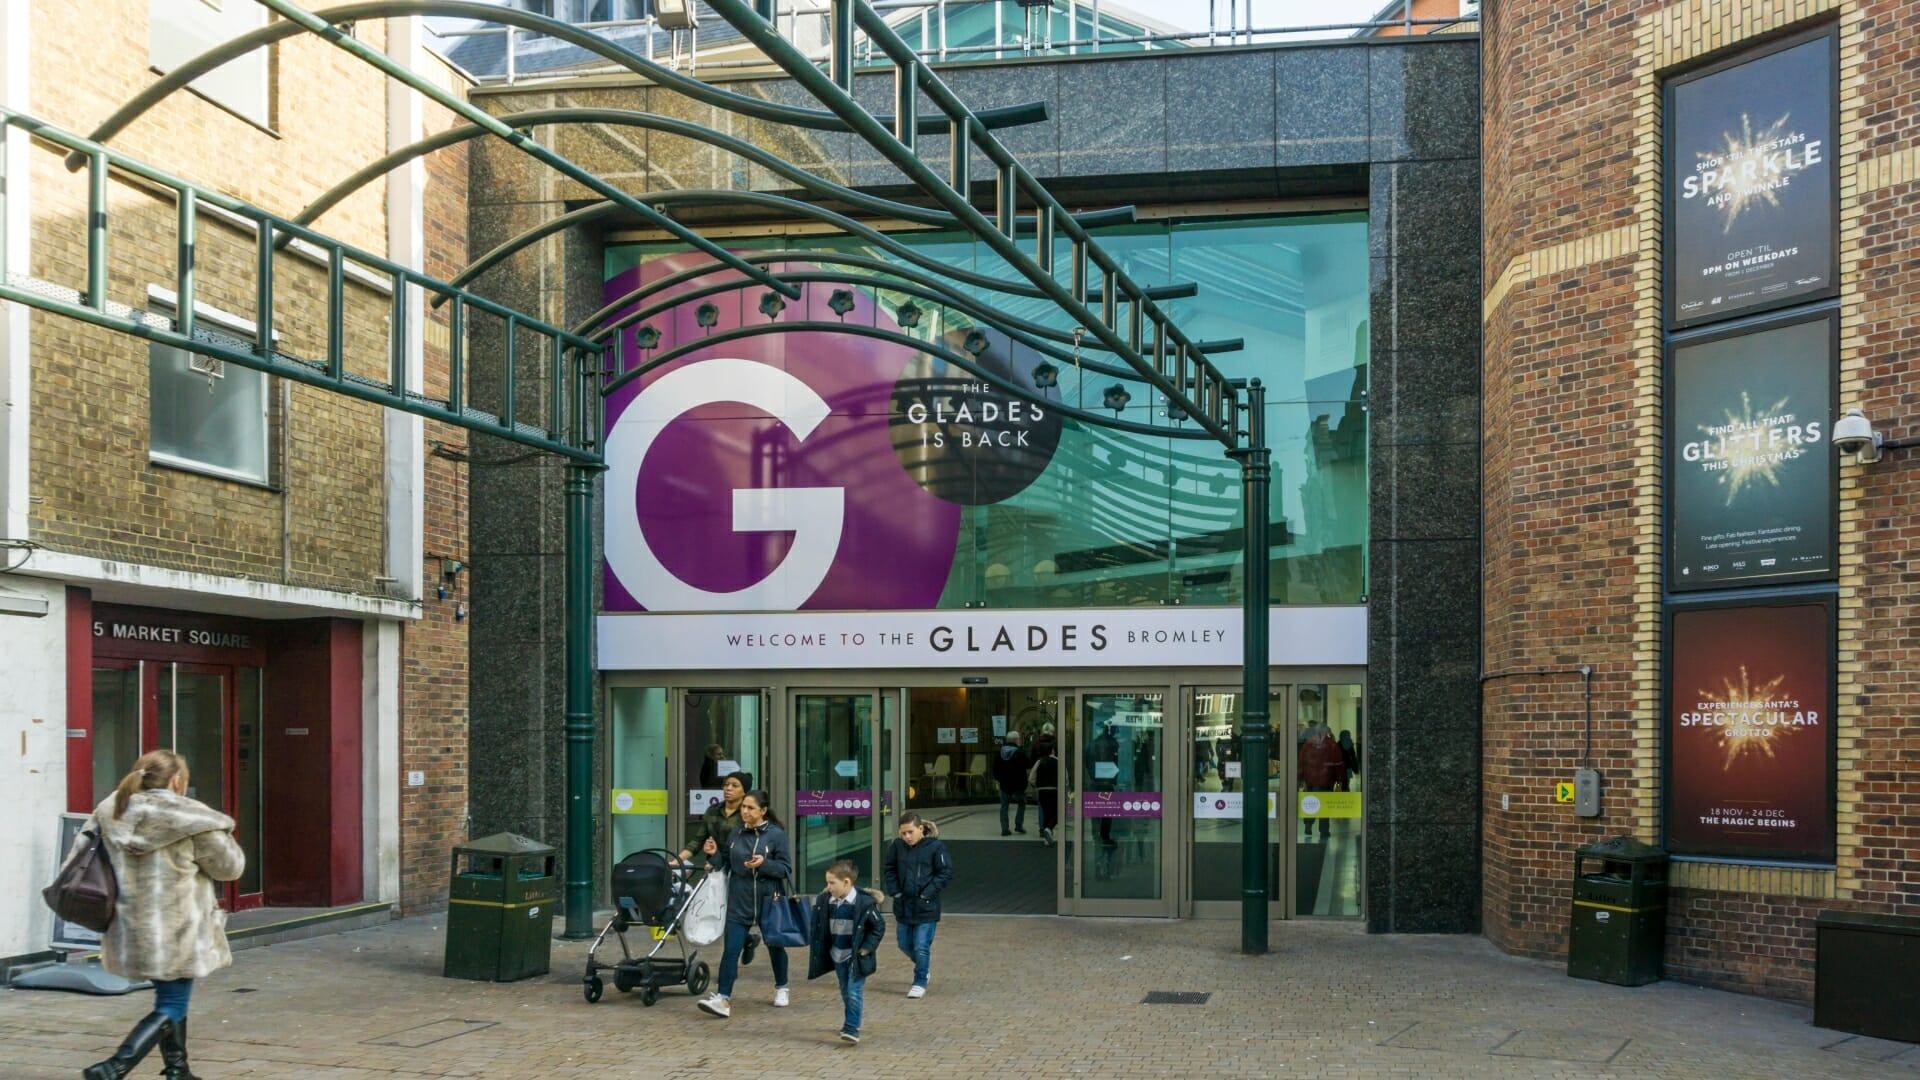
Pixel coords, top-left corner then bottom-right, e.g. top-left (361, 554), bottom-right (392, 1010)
top-left (1483, 0), bottom-right (1920, 1002)
top-left (399, 80), bottom-right (473, 915)
top-left (1480, 0), bottom-right (1655, 963)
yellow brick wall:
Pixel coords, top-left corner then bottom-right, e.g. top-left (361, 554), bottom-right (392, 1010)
top-left (23, 1), bottom-right (398, 592)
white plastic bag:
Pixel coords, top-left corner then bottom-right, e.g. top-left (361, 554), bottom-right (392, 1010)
top-left (680, 870), bottom-right (727, 947)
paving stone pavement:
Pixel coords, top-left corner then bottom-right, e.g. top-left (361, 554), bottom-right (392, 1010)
top-left (2, 914), bottom-right (1913, 1078)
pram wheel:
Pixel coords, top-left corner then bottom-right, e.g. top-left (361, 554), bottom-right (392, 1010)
top-left (686, 960), bottom-right (711, 995)
top-left (741, 934), bottom-right (758, 967)
top-left (614, 968), bottom-right (638, 993)
top-left (583, 976), bottom-right (603, 1004)
top-left (638, 979), bottom-right (660, 1007)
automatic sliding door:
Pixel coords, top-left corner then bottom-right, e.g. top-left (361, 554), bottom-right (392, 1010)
top-left (1072, 690), bottom-right (1171, 915)
top-left (1188, 686), bottom-right (1285, 917)
top-left (792, 692), bottom-right (877, 887)
top-left (681, 690), bottom-right (765, 853)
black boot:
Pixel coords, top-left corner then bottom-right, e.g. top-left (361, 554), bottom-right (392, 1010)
top-left (160, 1017), bottom-right (200, 1080)
top-left (81, 1011), bottom-right (171, 1080)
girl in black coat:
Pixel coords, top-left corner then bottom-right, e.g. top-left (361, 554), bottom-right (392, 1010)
top-left (882, 813), bottom-right (952, 998)
top-left (697, 791), bottom-right (794, 1018)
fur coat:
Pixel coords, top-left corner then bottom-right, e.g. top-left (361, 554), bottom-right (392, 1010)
top-left (77, 790), bottom-right (245, 981)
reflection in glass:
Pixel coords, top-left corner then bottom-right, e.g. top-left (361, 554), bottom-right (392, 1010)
top-left (605, 212), bottom-right (1369, 610)
top-left (794, 694), bottom-right (874, 886)
top-left (91, 667), bottom-right (143, 807)
top-left (1295, 683), bottom-right (1364, 916)
top-left (683, 692), bottom-right (761, 851)
top-left (1189, 689), bottom-right (1284, 904)
top-left (611, 687), bottom-right (670, 858)
top-left (1078, 692), bottom-right (1163, 902)
top-left (159, 667), bottom-right (225, 814)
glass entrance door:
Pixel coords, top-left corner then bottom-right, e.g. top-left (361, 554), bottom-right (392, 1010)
top-left (1293, 683), bottom-right (1365, 917)
top-left (791, 692), bottom-right (878, 888)
top-left (680, 690), bottom-right (765, 854)
top-left (1187, 686), bottom-right (1287, 918)
top-left (1065, 690), bottom-right (1173, 916)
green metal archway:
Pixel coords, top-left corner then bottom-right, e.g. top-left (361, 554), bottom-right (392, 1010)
top-left (0, 0), bottom-right (1277, 955)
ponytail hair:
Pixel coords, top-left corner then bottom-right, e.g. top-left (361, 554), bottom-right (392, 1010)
top-left (742, 789), bottom-right (782, 828)
top-left (113, 750), bottom-right (188, 819)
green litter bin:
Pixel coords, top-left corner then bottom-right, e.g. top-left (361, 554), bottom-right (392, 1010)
top-left (1568, 836), bottom-right (1667, 987)
top-left (443, 833), bottom-right (557, 982)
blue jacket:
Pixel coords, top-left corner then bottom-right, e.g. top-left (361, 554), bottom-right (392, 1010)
top-left (712, 820), bottom-right (793, 925)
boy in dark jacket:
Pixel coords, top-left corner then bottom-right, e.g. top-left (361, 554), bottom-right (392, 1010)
top-left (808, 860), bottom-right (885, 1044)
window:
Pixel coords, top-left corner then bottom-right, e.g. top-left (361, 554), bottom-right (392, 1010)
top-left (149, 0), bottom-right (270, 127)
top-left (148, 297), bottom-right (271, 484)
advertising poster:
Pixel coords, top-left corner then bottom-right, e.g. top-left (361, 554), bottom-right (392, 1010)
top-left (1667, 31), bottom-right (1836, 328)
top-left (594, 231), bottom-right (1355, 617)
top-left (1669, 315), bottom-right (1834, 589)
top-left (1666, 601), bottom-right (1833, 862)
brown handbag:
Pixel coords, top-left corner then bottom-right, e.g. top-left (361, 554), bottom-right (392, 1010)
top-left (43, 824), bottom-right (118, 932)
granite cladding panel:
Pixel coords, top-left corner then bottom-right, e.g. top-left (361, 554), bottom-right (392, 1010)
top-left (1367, 40), bottom-right (1480, 163)
top-left (746, 78), bottom-right (855, 192)
top-left (848, 71), bottom-right (953, 191)
top-left (1372, 442), bottom-right (1480, 541)
top-left (946, 63), bottom-right (1061, 187)
top-left (1385, 821), bottom-right (1481, 932)
top-left (1167, 51), bottom-right (1276, 172)
top-left (1368, 159), bottom-right (1480, 261)
top-left (1370, 347), bottom-right (1480, 447)
top-left (1371, 723), bottom-right (1481, 827)
top-left (1054, 58), bottom-right (1167, 178)
top-left (1370, 254), bottom-right (1480, 357)
top-left (1275, 46), bottom-right (1370, 166)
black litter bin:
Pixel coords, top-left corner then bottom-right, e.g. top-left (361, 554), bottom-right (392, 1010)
top-left (1567, 836), bottom-right (1666, 986)
top-left (443, 833), bottom-right (557, 982)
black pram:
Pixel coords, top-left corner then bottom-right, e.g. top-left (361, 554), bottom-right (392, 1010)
top-left (582, 849), bottom-right (713, 1006)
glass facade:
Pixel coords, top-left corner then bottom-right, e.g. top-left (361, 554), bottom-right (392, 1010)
top-left (604, 212), bottom-right (1368, 612)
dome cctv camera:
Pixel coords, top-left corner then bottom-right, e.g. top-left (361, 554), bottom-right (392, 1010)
top-left (1833, 408), bottom-right (1882, 463)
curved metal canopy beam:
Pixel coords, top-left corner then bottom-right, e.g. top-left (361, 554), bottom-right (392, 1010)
top-left (69, 0), bottom-right (1045, 172)
top-left (599, 320), bottom-right (1214, 442)
top-left (604, 268), bottom-right (1131, 378)
top-left (453, 189), bottom-right (1199, 314)
top-left (290, 106), bottom-right (1132, 241)
top-left (588, 254), bottom-right (1242, 384)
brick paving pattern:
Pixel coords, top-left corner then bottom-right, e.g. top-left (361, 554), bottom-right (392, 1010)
top-left (3, 915), bottom-right (1913, 1077)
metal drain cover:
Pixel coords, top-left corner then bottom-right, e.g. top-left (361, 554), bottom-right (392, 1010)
top-left (1141, 991), bottom-right (1210, 1005)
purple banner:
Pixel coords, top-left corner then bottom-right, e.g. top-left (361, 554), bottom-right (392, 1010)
top-left (1080, 791), bottom-right (1164, 819)
top-left (797, 790), bottom-right (875, 816)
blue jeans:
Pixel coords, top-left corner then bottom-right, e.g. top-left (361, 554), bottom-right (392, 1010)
top-left (153, 978), bottom-right (193, 1023)
top-left (716, 920), bottom-right (787, 999)
top-left (834, 959), bottom-right (865, 1034)
top-left (999, 786), bottom-right (1026, 832)
top-left (895, 920), bottom-right (936, 987)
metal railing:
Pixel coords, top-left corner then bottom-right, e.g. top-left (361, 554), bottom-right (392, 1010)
top-left (431, 0), bottom-right (1480, 84)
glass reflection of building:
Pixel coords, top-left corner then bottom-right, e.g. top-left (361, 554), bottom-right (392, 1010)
top-left (606, 211), bottom-right (1369, 611)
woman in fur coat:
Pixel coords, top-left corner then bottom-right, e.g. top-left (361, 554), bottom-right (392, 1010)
top-left (78, 750), bottom-right (244, 1080)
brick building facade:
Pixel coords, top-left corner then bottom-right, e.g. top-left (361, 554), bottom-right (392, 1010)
top-left (0, 6), bottom-right (470, 963)
top-left (1482, 0), bottom-right (1920, 1001)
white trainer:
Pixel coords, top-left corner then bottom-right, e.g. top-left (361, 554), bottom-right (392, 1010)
top-left (907, 985), bottom-right (927, 999)
top-left (697, 993), bottom-right (731, 1018)
top-left (773, 986), bottom-right (791, 1007)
